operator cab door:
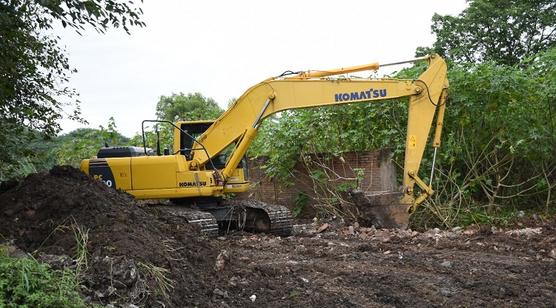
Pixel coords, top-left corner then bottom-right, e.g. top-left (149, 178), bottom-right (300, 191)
top-left (179, 121), bottom-right (246, 172)
top-left (180, 122), bottom-right (212, 159)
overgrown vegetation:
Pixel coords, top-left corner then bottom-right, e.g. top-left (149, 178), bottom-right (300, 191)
top-left (0, 252), bottom-right (85, 307)
top-left (249, 0), bottom-right (556, 227)
top-left (0, 0), bottom-right (144, 179)
top-left (0, 117), bottom-right (129, 180)
top-left (426, 0), bottom-right (556, 65)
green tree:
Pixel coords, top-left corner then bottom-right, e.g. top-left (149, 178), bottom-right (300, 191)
top-left (0, 0), bottom-right (144, 178)
top-left (0, 0), bottom-right (144, 135)
top-left (155, 92), bottom-right (224, 122)
top-left (429, 0), bottom-right (556, 65)
top-left (52, 117), bottom-right (129, 167)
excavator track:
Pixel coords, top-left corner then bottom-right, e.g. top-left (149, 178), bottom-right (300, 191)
top-left (160, 206), bottom-right (219, 237)
top-left (146, 199), bottom-right (292, 237)
top-left (220, 200), bottom-right (293, 237)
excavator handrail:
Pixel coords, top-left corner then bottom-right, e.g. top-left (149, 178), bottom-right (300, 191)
top-left (142, 119), bottom-right (222, 173)
top-left (285, 55), bottom-right (432, 79)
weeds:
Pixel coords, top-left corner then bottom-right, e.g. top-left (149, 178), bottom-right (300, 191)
top-left (138, 262), bottom-right (175, 300)
top-left (300, 152), bottom-right (362, 221)
top-left (71, 223), bottom-right (89, 276)
top-left (0, 252), bottom-right (85, 307)
top-left (293, 193), bottom-right (309, 218)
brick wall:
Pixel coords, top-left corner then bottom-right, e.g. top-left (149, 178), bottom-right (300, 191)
top-left (237, 150), bottom-right (397, 216)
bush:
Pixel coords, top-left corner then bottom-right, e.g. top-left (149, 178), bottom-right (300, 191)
top-left (0, 253), bottom-right (85, 307)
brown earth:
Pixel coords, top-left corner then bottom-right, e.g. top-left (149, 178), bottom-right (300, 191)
top-left (1, 166), bottom-right (555, 307)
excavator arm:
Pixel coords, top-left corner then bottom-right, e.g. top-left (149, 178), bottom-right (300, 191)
top-left (189, 54), bottom-right (448, 212)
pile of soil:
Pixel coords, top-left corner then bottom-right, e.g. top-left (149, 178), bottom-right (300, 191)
top-left (0, 166), bottom-right (232, 307)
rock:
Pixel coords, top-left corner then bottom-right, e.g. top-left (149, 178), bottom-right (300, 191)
top-left (214, 288), bottom-right (229, 298)
top-left (317, 223), bottom-right (329, 233)
top-left (505, 227), bottom-right (542, 238)
top-left (440, 260), bottom-right (452, 268)
top-left (228, 276), bottom-right (239, 287)
top-left (215, 250), bottom-right (229, 272)
top-left (38, 253), bottom-right (73, 269)
top-left (1, 243), bottom-right (27, 258)
top-left (440, 287), bottom-right (454, 297)
top-left (463, 229), bottom-right (476, 235)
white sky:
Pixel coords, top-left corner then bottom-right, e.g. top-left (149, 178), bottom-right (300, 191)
top-left (57, 0), bottom-right (468, 137)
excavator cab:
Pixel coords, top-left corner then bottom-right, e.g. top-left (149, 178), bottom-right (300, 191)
top-left (173, 120), bottom-right (249, 193)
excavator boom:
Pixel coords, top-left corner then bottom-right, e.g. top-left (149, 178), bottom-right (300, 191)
top-left (189, 54), bottom-right (448, 213)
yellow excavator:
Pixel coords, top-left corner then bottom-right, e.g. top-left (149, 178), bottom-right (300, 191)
top-left (80, 54), bottom-right (449, 236)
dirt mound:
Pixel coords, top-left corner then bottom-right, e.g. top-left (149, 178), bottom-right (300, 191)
top-left (0, 166), bottom-right (224, 307)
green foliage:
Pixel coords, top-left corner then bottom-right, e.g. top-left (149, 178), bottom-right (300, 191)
top-left (0, 254), bottom-right (85, 307)
top-left (52, 117), bottom-right (129, 167)
top-left (251, 48), bottom-right (556, 225)
top-left (250, 65), bottom-right (422, 181)
top-left (0, 0), bottom-right (143, 178)
top-left (156, 92), bottom-right (224, 122)
top-left (429, 0), bottom-right (556, 65)
top-left (0, 124), bottom-right (59, 180)
top-left (336, 181), bottom-right (357, 193)
top-left (0, 117), bottom-right (129, 180)
top-left (293, 193), bottom-right (309, 218)
top-left (0, 0), bottom-right (144, 136)
top-left (40, 0), bottom-right (145, 34)
top-left (150, 92), bottom-right (224, 154)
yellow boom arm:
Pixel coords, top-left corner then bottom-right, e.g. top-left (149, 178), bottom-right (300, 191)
top-left (188, 55), bottom-right (448, 211)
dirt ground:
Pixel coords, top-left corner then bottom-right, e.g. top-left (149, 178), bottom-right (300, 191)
top-left (214, 221), bottom-right (555, 307)
top-left (1, 166), bottom-right (555, 307)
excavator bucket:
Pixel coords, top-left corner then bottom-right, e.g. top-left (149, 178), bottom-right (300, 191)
top-left (349, 190), bottom-right (409, 229)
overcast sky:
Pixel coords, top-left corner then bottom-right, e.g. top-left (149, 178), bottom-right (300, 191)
top-left (57, 0), bottom-right (468, 137)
